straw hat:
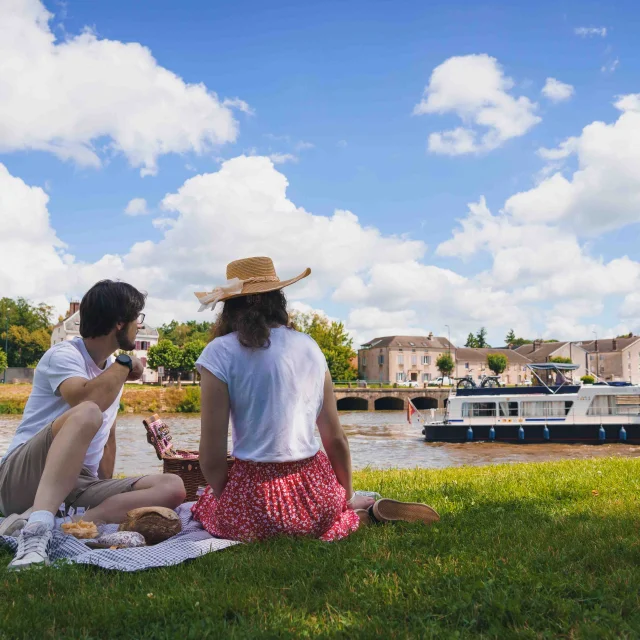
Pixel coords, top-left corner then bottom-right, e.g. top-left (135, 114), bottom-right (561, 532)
top-left (194, 257), bottom-right (311, 312)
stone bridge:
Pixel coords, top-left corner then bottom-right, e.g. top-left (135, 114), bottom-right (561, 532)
top-left (333, 387), bottom-right (450, 411)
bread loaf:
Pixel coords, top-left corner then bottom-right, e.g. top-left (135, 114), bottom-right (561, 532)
top-left (118, 506), bottom-right (181, 544)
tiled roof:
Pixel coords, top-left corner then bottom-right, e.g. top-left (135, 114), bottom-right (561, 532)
top-left (515, 342), bottom-right (568, 361)
top-left (455, 347), bottom-right (532, 364)
top-left (578, 337), bottom-right (640, 353)
top-left (361, 335), bottom-right (454, 350)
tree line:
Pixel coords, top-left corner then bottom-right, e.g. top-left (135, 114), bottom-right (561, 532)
top-left (147, 312), bottom-right (358, 382)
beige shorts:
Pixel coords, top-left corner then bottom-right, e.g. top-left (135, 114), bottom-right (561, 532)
top-left (0, 423), bottom-right (143, 516)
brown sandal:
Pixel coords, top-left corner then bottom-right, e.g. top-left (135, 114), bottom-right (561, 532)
top-left (371, 499), bottom-right (440, 525)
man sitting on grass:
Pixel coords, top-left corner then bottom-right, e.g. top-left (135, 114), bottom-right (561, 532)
top-left (0, 280), bottom-right (185, 570)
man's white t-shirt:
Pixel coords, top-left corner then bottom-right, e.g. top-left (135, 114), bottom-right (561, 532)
top-left (196, 327), bottom-right (327, 463)
top-left (2, 337), bottom-right (122, 476)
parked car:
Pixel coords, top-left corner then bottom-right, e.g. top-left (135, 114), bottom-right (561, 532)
top-left (397, 380), bottom-right (419, 388)
top-left (428, 376), bottom-right (453, 386)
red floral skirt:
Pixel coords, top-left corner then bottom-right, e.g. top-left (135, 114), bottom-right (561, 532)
top-left (191, 451), bottom-right (360, 542)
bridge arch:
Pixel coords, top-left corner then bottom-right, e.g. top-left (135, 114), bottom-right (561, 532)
top-left (374, 396), bottom-right (405, 411)
top-left (337, 397), bottom-right (369, 411)
top-left (411, 396), bottom-right (438, 410)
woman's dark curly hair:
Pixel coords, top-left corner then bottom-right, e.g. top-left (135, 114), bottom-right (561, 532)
top-left (212, 289), bottom-right (290, 349)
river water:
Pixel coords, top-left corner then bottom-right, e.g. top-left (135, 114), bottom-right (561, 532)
top-left (3, 412), bottom-right (640, 476)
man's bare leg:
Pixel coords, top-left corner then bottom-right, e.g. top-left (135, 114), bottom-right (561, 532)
top-left (32, 401), bottom-right (103, 514)
top-left (7, 402), bottom-right (103, 570)
top-left (83, 474), bottom-right (186, 524)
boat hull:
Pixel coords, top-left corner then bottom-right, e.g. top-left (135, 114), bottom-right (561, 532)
top-left (423, 423), bottom-right (640, 444)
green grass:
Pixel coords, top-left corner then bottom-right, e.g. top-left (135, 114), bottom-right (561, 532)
top-left (2, 458), bottom-right (640, 638)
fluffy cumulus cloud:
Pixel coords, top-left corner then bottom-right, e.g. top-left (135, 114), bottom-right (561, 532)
top-left (124, 198), bottom-right (149, 216)
top-left (414, 54), bottom-right (541, 155)
top-left (0, 0), bottom-right (246, 176)
top-left (541, 78), bottom-right (574, 102)
top-left (506, 96), bottom-right (640, 234)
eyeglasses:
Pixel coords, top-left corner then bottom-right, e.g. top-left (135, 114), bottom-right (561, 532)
top-left (137, 313), bottom-right (145, 325)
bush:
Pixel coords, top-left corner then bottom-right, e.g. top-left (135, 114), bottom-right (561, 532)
top-left (176, 386), bottom-right (201, 413)
top-left (0, 399), bottom-right (25, 414)
top-left (581, 375), bottom-right (596, 384)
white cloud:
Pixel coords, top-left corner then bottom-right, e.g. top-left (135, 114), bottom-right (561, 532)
top-left (504, 102), bottom-right (640, 234)
top-left (124, 198), bottom-right (148, 216)
top-left (4, 149), bottom-right (640, 346)
top-left (0, 0), bottom-right (244, 176)
top-left (268, 153), bottom-right (298, 165)
top-left (541, 78), bottom-right (574, 103)
top-left (295, 141), bottom-right (315, 151)
top-left (574, 27), bottom-right (607, 37)
top-left (601, 58), bottom-right (620, 74)
top-left (337, 140), bottom-right (348, 148)
top-left (222, 98), bottom-right (255, 115)
top-left (414, 54), bottom-right (541, 155)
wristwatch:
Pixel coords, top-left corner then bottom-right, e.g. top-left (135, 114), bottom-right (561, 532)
top-left (115, 354), bottom-right (133, 372)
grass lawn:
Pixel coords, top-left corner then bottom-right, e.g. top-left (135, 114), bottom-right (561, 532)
top-left (2, 457), bottom-right (640, 638)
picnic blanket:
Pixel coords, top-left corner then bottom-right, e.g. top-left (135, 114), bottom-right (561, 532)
top-left (0, 502), bottom-right (240, 572)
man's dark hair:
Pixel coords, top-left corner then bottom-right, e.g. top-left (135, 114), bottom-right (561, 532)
top-left (79, 280), bottom-right (147, 339)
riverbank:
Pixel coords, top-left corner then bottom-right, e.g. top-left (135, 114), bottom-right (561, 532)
top-left (2, 457), bottom-right (640, 638)
top-left (0, 384), bottom-right (201, 414)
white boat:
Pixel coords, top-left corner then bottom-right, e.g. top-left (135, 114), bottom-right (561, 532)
top-left (423, 364), bottom-right (640, 443)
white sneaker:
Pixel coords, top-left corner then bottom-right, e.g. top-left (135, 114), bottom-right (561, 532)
top-left (0, 508), bottom-right (34, 537)
top-left (7, 522), bottom-right (52, 571)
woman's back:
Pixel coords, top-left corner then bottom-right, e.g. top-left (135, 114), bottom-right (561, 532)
top-left (197, 326), bottom-right (326, 462)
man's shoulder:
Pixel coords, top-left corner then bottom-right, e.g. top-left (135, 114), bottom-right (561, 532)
top-left (37, 340), bottom-right (83, 369)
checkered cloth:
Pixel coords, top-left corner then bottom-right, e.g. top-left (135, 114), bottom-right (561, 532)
top-left (0, 502), bottom-right (241, 572)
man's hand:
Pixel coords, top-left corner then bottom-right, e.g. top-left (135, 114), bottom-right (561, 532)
top-left (127, 356), bottom-right (145, 381)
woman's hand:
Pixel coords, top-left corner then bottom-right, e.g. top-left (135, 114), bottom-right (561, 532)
top-left (346, 494), bottom-right (376, 510)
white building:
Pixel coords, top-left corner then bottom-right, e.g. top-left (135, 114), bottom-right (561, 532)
top-left (51, 301), bottom-right (159, 383)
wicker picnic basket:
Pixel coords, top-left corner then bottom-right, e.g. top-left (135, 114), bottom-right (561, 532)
top-left (143, 413), bottom-right (233, 502)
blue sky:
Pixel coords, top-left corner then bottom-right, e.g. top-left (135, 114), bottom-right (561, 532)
top-left (2, 0), bottom-right (640, 346)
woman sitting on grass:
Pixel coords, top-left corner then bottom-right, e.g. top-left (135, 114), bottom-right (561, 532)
top-left (191, 257), bottom-right (439, 542)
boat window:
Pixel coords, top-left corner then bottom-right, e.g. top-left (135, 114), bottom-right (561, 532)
top-left (499, 401), bottom-right (518, 417)
top-left (586, 395), bottom-right (616, 416)
top-left (616, 395), bottom-right (640, 415)
top-left (461, 402), bottom-right (496, 417)
top-left (521, 401), bottom-right (567, 417)
top-left (564, 401), bottom-right (573, 415)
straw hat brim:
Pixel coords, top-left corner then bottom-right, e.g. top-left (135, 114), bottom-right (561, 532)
top-left (196, 267), bottom-right (311, 304)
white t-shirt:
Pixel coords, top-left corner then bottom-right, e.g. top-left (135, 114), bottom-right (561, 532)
top-left (2, 337), bottom-right (122, 476)
top-left (196, 327), bottom-right (327, 462)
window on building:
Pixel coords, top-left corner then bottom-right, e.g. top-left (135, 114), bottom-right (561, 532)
top-left (465, 362), bottom-right (470, 369)
top-left (499, 401), bottom-right (519, 417)
top-left (411, 355), bottom-right (417, 365)
top-left (396, 372), bottom-right (405, 382)
top-left (422, 355), bottom-right (431, 365)
top-left (361, 355), bottom-right (367, 366)
top-left (378, 354), bottom-right (384, 365)
top-left (461, 402), bottom-right (497, 417)
top-left (422, 373), bottom-right (431, 382)
top-left (397, 354), bottom-right (404, 365)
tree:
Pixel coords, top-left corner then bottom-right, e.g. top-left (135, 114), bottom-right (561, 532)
top-left (290, 311), bottom-right (357, 380)
top-left (486, 353), bottom-right (508, 376)
top-left (159, 320), bottom-right (212, 347)
top-left (147, 340), bottom-right (183, 375)
top-left (475, 327), bottom-right (490, 348)
top-left (505, 329), bottom-right (516, 346)
top-left (435, 353), bottom-right (454, 378)
top-left (581, 375), bottom-right (595, 384)
top-left (465, 333), bottom-right (478, 348)
top-left (0, 347), bottom-right (7, 372)
top-left (181, 340), bottom-right (206, 376)
top-left (510, 337), bottom-right (533, 348)
top-left (0, 297), bottom-right (54, 367)
top-left (549, 356), bottom-right (572, 364)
